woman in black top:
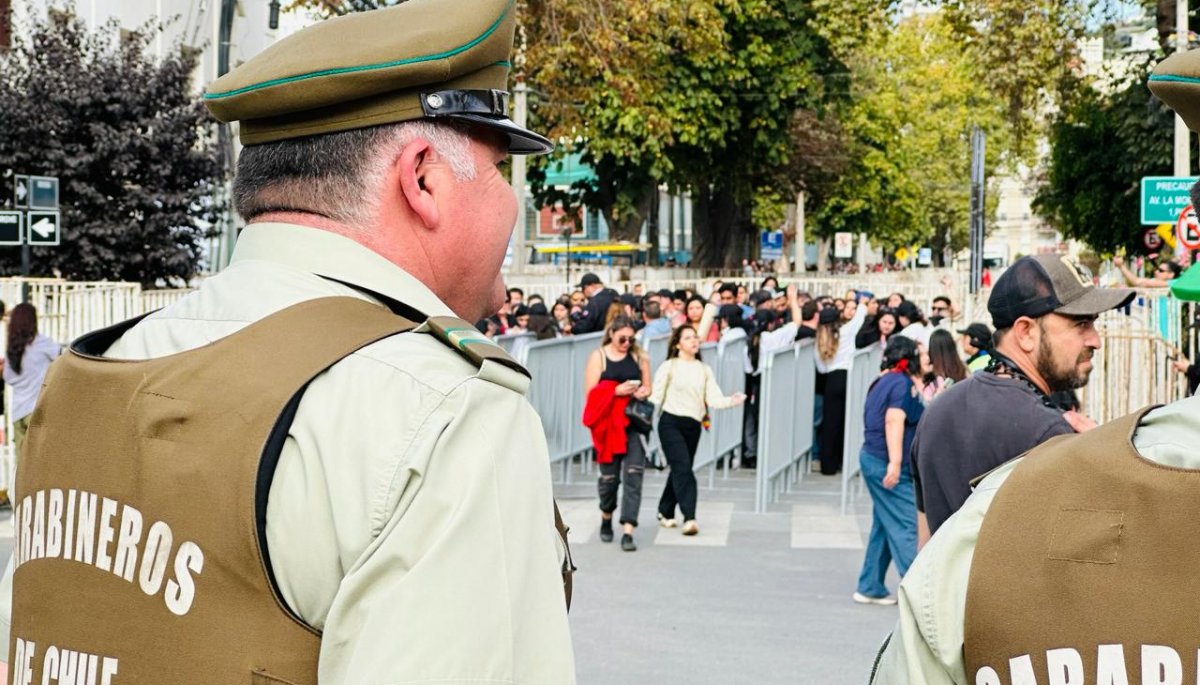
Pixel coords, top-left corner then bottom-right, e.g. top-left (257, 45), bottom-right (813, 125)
top-left (583, 316), bottom-right (652, 551)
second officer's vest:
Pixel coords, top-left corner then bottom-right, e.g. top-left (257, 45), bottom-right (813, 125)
top-left (6, 296), bottom-right (570, 685)
top-left (964, 408), bottom-right (1200, 685)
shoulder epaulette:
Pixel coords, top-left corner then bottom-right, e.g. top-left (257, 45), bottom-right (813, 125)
top-left (425, 316), bottom-right (531, 379)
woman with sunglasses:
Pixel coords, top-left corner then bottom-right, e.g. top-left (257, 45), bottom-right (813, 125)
top-left (583, 316), bottom-right (652, 551)
top-left (650, 325), bottom-right (746, 535)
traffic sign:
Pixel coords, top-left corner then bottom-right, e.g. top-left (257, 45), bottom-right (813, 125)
top-left (26, 211), bottom-right (60, 246)
top-left (917, 247), bottom-right (932, 266)
top-left (834, 232), bottom-right (854, 259)
top-left (0, 212), bottom-right (22, 245)
top-left (760, 231), bottom-right (783, 260)
top-left (1141, 176), bottom-right (1198, 224)
top-left (13, 175), bottom-right (28, 208)
top-left (28, 176), bottom-right (59, 210)
top-left (1143, 227), bottom-right (1165, 252)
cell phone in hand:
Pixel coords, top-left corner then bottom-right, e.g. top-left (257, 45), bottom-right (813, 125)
top-left (626, 380), bottom-right (641, 387)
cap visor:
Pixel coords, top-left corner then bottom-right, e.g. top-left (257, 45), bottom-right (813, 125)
top-left (1055, 287), bottom-right (1135, 318)
top-left (450, 113), bottom-right (553, 154)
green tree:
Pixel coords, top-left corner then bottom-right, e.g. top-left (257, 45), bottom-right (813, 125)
top-left (523, 0), bottom-right (726, 242)
top-left (0, 10), bottom-right (222, 284)
top-left (1033, 60), bottom-right (1172, 254)
top-left (817, 13), bottom-right (1006, 258)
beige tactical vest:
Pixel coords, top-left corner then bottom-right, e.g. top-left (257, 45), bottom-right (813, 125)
top-left (964, 407), bottom-right (1200, 685)
top-left (7, 297), bottom-right (573, 685)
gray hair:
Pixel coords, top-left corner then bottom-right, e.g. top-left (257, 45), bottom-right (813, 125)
top-left (232, 121), bottom-right (478, 227)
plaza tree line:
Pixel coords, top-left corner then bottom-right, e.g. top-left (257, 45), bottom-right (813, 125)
top-left (0, 0), bottom-right (1188, 282)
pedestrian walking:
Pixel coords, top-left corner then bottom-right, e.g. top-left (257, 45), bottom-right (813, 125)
top-left (909, 255), bottom-right (1133, 543)
top-left (854, 337), bottom-right (925, 606)
top-left (3, 304), bottom-right (61, 458)
top-left (583, 316), bottom-right (652, 551)
top-left (651, 325), bottom-right (745, 535)
top-left (0, 2), bottom-right (576, 681)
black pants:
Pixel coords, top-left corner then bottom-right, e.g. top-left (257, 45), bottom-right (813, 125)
top-left (742, 374), bottom-right (759, 459)
top-left (598, 428), bottom-right (645, 526)
top-left (657, 412), bottom-right (703, 521)
top-left (819, 369), bottom-right (848, 475)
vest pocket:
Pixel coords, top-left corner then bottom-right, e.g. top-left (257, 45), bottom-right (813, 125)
top-left (1046, 508), bottom-right (1124, 564)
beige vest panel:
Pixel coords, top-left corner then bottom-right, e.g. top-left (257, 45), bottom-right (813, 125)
top-left (8, 298), bottom-right (416, 685)
top-left (964, 408), bottom-right (1200, 685)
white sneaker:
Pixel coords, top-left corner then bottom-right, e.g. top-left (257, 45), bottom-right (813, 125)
top-left (658, 513), bottom-right (678, 528)
top-left (682, 520), bottom-right (699, 536)
top-left (852, 592), bottom-right (898, 606)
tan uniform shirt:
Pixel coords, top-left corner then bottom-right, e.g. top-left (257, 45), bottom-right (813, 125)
top-left (0, 223), bottom-right (576, 684)
top-left (871, 396), bottom-right (1200, 685)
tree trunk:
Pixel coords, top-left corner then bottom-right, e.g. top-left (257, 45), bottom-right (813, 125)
top-left (601, 186), bottom-right (654, 243)
top-left (692, 185), bottom-right (752, 269)
top-left (1159, 0), bottom-right (1176, 52)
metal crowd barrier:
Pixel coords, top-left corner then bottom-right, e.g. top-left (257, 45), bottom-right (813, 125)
top-left (518, 332), bottom-right (603, 482)
top-left (496, 332), bottom-right (534, 359)
top-left (754, 340), bottom-right (817, 513)
top-left (840, 344), bottom-right (883, 514)
top-left (704, 335), bottom-right (747, 486)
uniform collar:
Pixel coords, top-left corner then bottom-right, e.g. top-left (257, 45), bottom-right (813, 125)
top-left (231, 222), bottom-right (456, 318)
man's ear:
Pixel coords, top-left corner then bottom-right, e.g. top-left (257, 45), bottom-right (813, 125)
top-left (1013, 316), bottom-right (1038, 353)
top-left (397, 138), bottom-right (440, 229)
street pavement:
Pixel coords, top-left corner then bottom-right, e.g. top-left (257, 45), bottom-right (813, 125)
top-left (0, 463), bottom-right (897, 685)
top-left (557, 462), bottom-right (899, 685)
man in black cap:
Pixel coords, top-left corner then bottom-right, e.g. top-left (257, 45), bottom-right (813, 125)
top-left (909, 254), bottom-right (1133, 543)
top-left (957, 322), bottom-right (993, 372)
top-left (571, 273), bottom-right (616, 334)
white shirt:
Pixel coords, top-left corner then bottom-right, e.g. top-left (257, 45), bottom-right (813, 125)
top-left (0, 223), bottom-right (576, 684)
top-left (649, 357), bottom-right (739, 422)
top-left (815, 305), bottom-right (869, 373)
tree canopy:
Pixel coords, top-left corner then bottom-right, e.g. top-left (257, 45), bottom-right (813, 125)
top-left (0, 10), bottom-right (222, 284)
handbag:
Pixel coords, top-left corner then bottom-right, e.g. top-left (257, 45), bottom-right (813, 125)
top-left (625, 398), bottom-right (655, 435)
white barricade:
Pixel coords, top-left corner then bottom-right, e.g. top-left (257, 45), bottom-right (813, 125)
top-left (840, 344), bottom-right (883, 514)
top-left (754, 341), bottom-right (816, 512)
top-left (646, 334), bottom-right (669, 372)
top-left (693, 342), bottom-right (721, 474)
top-left (520, 333), bottom-right (603, 483)
top-left (496, 332), bottom-right (534, 360)
top-left (701, 335), bottom-right (747, 485)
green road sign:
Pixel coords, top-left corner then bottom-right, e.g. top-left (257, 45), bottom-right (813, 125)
top-left (1141, 176), bottom-right (1199, 224)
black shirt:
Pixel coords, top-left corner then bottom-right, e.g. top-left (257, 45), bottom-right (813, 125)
top-left (910, 371), bottom-right (1073, 535)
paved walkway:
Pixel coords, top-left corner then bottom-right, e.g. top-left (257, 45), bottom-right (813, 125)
top-left (556, 461), bottom-right (899, 685)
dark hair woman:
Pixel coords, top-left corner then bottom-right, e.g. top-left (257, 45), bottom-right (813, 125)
top-left (921, 329), bottom-right (968, 402)
top-left (582, 316), bottom-right (652, 551)
top-left (814, 298), bottom-right (868, 475)
top-left (4, 303), bottom-right (61, 455)
top-left (650, 325), bottom-right (745, 535)
top-left (856, 309), bottom-right (898, 350)
top-left (854, 335), bottom-right (925, 605)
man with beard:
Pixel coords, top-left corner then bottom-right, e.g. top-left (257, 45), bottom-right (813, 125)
top-left (908, 255), bottom-right (1132, 544)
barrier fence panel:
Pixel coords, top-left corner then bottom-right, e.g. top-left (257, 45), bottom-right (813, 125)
top-left (787, 342), bottom-right (817, 488)
top-left (693, 343), bottom-right (721, 476)
top-left (496, 332), bottom-right (534, 360)
top-left (755, 344), bottom-right (798, 513)
top-left (646, 334), bottom-right (669, 372)
top-left (841, 344), bottom-right (883, 514)
top-left (567, 333), bottom-right (604, 480)
top-left (710, 335), bottom-right (747, 485)
top-left (521, 337), bottom-right (578, 469)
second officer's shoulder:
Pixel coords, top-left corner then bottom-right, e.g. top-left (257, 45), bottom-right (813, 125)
top-left (351, 315), bottom-right (530, 397)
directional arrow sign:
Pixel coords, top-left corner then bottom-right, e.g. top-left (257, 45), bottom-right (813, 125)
top-left (26, 211), bottom-right (60, 246)
top-left (13, 175), bottom-right (28, 208)
top-left (0, 212), bottom-right (22, 245)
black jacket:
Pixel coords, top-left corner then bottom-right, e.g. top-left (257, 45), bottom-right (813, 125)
top-left (571, 288), bottom-right (618, 334)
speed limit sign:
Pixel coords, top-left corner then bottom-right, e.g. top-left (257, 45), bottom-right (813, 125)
top-left (1177, 204), bottom-right (1200, 251)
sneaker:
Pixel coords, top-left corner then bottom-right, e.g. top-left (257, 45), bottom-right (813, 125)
top-left (620, 533), bottom-right (637, 552)
top-left (599, 518), bottom-right (613, 543)
top-left (658, 513), bottom-right (677, 528)
top-left (852, 592), bottom-right (898, 606)
top-left (682, 520), bottom-right (699, 536)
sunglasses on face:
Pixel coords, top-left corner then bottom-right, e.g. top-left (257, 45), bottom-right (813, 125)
top-left (615, 336), bottom-right (633, 345)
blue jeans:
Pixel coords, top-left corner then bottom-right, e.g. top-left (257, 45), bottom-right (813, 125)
top-left (856, 450), bottom-right (917, 598)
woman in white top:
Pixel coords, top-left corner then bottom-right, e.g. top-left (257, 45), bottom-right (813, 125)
top-left (814, 298), bottom-right (868, 475)
top-left (649, 324), bottom-right (746, 535)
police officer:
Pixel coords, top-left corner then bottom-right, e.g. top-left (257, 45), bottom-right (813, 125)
top-left (0, 1), bottom-right (575, 683)
top-left (870, 55), bottom-right (1200, 685)
top-left (571, 273), bottom-right (617, 334)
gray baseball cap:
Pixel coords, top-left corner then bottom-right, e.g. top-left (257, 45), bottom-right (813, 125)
top-left (988, 255), bottom-right (1135, 329)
